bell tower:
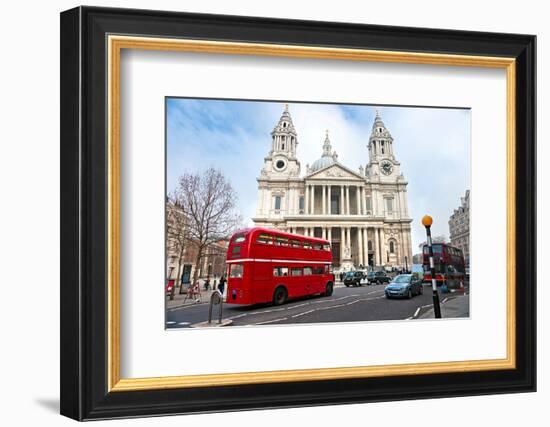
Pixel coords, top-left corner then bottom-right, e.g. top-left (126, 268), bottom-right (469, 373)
top-left (366, 110), bottom-right (400, 178)
top-left (261, 104), bottom-right (301, 177)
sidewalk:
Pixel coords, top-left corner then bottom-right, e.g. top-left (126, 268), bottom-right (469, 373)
top-left (419, 293), bottom-right (470, 319)
top-left (166, 280), bottom-right (224, 310)
top-left (168, 279), bottom-right (347, 309)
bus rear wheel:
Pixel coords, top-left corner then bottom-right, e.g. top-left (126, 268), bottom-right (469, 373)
top-left (324, 282), bottom-right (334, 297)
top-left (273, 286), bottom-right (288, 306)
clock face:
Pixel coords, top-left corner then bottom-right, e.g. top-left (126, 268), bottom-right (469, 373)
top-left (381, 161), bottom-right (393, 175)
top-left (274, 158), bottom-right (287, 171)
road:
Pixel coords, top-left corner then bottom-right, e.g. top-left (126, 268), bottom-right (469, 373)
top-left (166, 282), bottom-right (469, 329)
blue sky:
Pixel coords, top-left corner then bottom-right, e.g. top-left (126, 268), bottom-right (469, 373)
top-left (167, 98), bottom-right (470, 254)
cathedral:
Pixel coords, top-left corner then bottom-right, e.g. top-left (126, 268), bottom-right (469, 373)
top-left (252, 104), bottom-right (413, 272)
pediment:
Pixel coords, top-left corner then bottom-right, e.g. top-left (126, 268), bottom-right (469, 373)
top-left (306, 163), bottom-right (364, 181)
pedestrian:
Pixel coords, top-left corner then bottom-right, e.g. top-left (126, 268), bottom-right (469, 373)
top-left (204, 278), bottom-right (210, 291)
top-left (218, 275), bottom-right (226, 295)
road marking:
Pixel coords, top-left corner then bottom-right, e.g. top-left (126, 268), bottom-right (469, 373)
top-left (413, 307), bottom-right (421, 318)
top-left (166, 321), bottom-right (176, 325)
top-left (255, 317), bottom-right (288, 325)
top-left (177, 322), bottom-right (190, 326)
top-left (292, 309), bottom-right (315, 318)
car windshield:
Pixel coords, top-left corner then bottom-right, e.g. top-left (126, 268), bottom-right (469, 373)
top-left (345, 272), bottom-right (354, 277)
top-left (393, 275), bottom-right (411, 283)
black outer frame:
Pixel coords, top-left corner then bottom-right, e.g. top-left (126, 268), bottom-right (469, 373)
top-left (60, 5), bottom-right (536, 421)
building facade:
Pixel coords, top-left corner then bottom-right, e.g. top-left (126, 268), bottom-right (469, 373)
top-left (252, 105), bottom-right (413, 271)
top-left (449, 189), bottom-right (470, 266)
top-left (166, 201), bottom-right (229, 285)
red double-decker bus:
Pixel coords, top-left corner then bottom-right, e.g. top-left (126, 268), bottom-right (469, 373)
top-left (225, 227), bottom-right (335, 305)
top-left (422, 242), bottom-right (466, 289)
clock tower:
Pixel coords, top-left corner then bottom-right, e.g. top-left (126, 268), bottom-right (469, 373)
top-left (366, 110), bottom-right (401, 179)
top-left (261, 104), bottom-right (301, 177)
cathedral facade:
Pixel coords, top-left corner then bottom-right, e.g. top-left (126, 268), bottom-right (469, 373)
top-left (252, 105), bottom-right (413, 271)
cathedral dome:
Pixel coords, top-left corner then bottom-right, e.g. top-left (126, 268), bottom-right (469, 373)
top-left (310, 156), bottom-right (335, 172)
top-left (310, 130), bottom-right (337, 173)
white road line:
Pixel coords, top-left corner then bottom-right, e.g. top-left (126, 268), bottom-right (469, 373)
top-left (255, 317), bottom-right (288, 325)
top-left (292, 309), bottom-right (315, 318)
top-left (413, 307), bottom-right (421, 318)
top-left (166, 321), bottom-right (176, 325)
top-left (227, 313), bottom-right (248, 320)
top-left (177, 322), bottom-right (190, 326)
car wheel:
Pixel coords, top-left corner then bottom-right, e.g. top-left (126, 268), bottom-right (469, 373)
top-left (273, 286), bottom-right (288, 306)
top-left (407, 289), bottom-right (413, 299)
top-left (344, 283), bottom-right (350, 287)
top-left (325, 282), bottom-right (334, 297)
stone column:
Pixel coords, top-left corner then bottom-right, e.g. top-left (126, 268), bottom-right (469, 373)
top-left (379, 227), bottom-right (385, 265)
top-left (358, 226), bottom-right (364, 266)
top-left (340, 226), bottom-right (346, 265)
top-left (340, 185), bottom-right (344, 214)
top-left (363, 189), bottom-right (368, 215)
top-left (374, 226), bottom-right (380, 266)
top-left (322, 227), bottom-right (326, 240)
top-left (328, 227), bottom-right (332, 244)
top-left (322, 185), bottom-right (326, 215)
top-left (311, 185), bottom-right (315, 215)
top-left (356, 186), bottom-right (361, 215)
top-left (363, 228), bottom-right (369, 266)
top-left (346, 185), bottom-right (350, 215)
top-left (346, 227), bottom-right (351, 257)
top-left (327, 185), bottom-right (332, 215)
top-left (305, 185), bottom-right (309, 215)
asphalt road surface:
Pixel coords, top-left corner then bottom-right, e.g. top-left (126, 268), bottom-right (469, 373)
top-left (166, 282), bottom-right (469, 329)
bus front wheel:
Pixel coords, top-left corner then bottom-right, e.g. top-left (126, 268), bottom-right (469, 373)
top-left (273, 286), bottom-right (288, 306)
top-left (324, 282), bottom-right (334, 297)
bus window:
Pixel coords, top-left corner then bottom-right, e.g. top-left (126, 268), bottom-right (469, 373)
top-left (231, 246), bottom-right (241, 255)
top-left (274, 236), bottom-right (289, 246)
top-left (257, 233), bottom-right (273, 245)
top-left (314, 266), bottom-right (324, 275)
top-left (232, 234), bottom-right (246, 243)
top-left (273, 267), bottom-right (289, 277)
top-left (290, 239), bottom-right (301, 248)
top-left (323, 243), bottom-right (331, 251)
top-left (304, 267), bottom-right (313, 275)
top-left (291, 267), bottom-right (303, 276)
top-left (303, 242), bottom-right (312, 250)
top-left (313, 243), bottom-right (322, 250)
top-left (229, 264), bottom-right (243, 278)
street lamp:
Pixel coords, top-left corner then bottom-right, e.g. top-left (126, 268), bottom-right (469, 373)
top-left (422, 215), bottom-right (442, 318)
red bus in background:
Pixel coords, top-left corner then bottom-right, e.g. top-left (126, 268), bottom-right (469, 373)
top-left (422, 243), bottom-right (466, 289)
top-left (225, 227), bottom-right (335, 305)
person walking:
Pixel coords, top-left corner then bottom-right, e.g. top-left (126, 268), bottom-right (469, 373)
top-left (218, 275), bottom-right (226, 296)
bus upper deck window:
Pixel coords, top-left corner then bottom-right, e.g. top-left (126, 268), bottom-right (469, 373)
top-left (313, 243), bottom-right (322, 250)
top-left (233, 234), bottom-right (246, 244)
top-left (256, 234), bottom-right (273, 245)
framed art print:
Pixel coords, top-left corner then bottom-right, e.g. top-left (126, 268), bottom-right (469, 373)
top-left (60, 6), bottom-right (536, 420)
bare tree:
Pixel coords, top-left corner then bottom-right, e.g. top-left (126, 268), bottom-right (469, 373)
top-left (166, 196), bottom-right (190, 300)
top-left (173, 168), bottom-right (243, 286)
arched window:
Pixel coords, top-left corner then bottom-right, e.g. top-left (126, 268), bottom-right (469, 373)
top-left (389, 241), bottom-right (395, 253)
